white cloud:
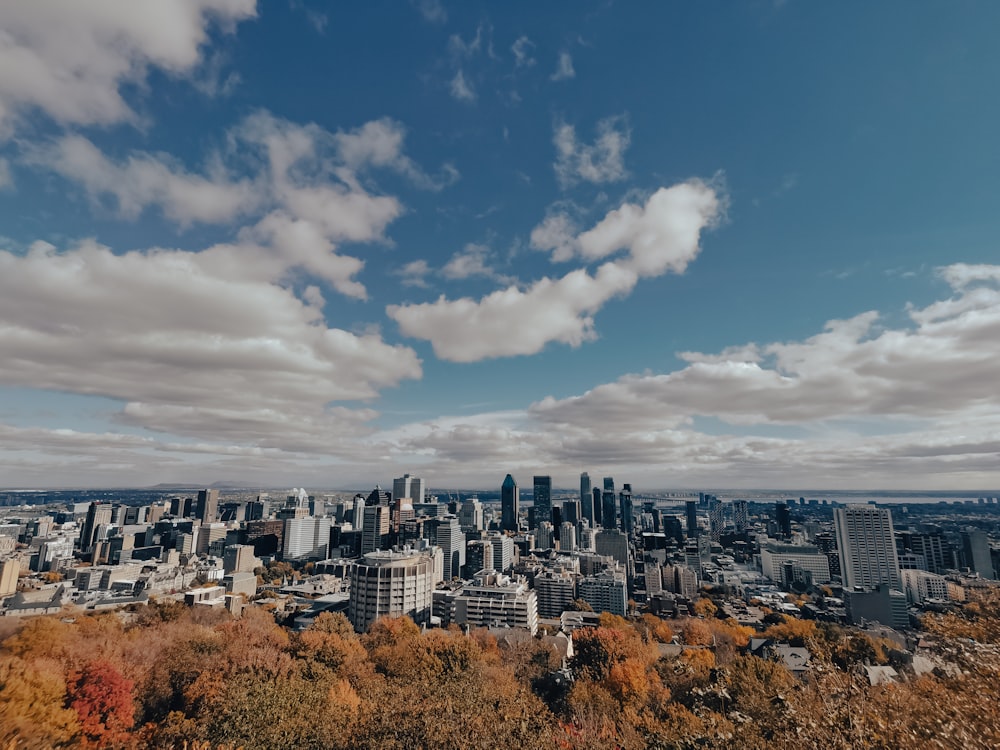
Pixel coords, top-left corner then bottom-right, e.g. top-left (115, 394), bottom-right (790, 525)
top-left (551, 52), bottom-right (575, 81)
top-left (389, 180), bottom-right (720, 361)
top-left (553, 115), bottom-right (630, 188)
top-left (0, 238), bottom-right (421, 453)
top-left (450, 69), bottom-right (476, 102)
top-left (441, 243), bottom-right (497, 280)
top-left (511, 36), bottom-right (536, 68)
top-left (396, 259), bottom-right (432, 288)
top-left (529, 212), bottom-right (578, 261)
top-left (0, 0), bottom-right (257, 134)
top-left (532, 264), bottom-right (1000, 428)
top-left (25, 134), bottom-right (262, 226)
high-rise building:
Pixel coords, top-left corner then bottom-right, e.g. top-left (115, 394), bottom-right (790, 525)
top-left (708, 498), bottom-right (724, 542)
top-left (592, 487), bottom-right (603, 527)
top-left (283, 517), bottom-right (330, 560)
top-left (501, 474), bottom-right (519, 532)
top-left (595, 528), bottom-right (629, 567)
top-left (733, 500), bottom-right (749, 533)
top-left (348, 550), bottom-right (435, 632)
top-left (560, 522), bottom-right (577, 551)
top-left (392, 474), bottom-right (425, 505)
top-left (834, 505), bottom-right (901, 590)
top-left (619, 484), bottom-right (634, 535)
top-left (578, 569), bottom-right (628, 616)
top-left (465, 539), bottom-right (494, 577)
top-left (775, 502), bottom-right (791, 539)
top-left (80, 502), bottom-right (113, 553)
top-left (601, 490), bottom-right (616, 530)
top-left (459, 497), bottom-right (484, 532)
top-left (436, 515), bottom-right (466, 580)
top-left (361, 504), bottom-right (391, 554)
top-left (685, 500), bottom-right (698, 539)
top-left (562, 499), bottom-right (581, 526)
top-left (580, 472), bottom-right (594, 526)
top-left (534, 569), bottom-right (576, 618)
top-left (487, 532), bottom-right (515, 573)
top-left (533, 476), bottom-right (552, 529)
top-left (961, 530), bottom-right (995, 579)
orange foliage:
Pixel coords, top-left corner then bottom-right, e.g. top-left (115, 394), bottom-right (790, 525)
top-left (66, 659), bottom-right (135, 749)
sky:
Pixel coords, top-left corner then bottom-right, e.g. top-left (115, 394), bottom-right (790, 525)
top-left (1, 1), bottom-right (1000, 491)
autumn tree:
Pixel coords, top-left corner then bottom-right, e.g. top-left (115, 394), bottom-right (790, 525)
top-left (66, 659), bottom-right (135, 750)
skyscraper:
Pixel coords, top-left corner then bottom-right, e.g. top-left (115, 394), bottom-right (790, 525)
top-left (685, 500), bottom-right (698, 539)
top-left (602, 490), bottom-right (616, 530)
top-left (834, 505), bottom-right (901, 590)
top-left (533, 475), bottom-right (552, 528)
top-left (196, 489), bottom-right (219, 524)
top-left (580, 472), bottom-right (593, 526)
top-left (392, 473), bottom-right (425, 505)
top-left (501, 474), bottom-right (519, 532)
top-left (80, 501), bottom-right (112, 553)
top-left (775, 502), bottom-right (791, 539)
top-left (437, 514), bottom-right (466, 580)
top-left (592, 487), bottom-right (603, 527)
top-left (619, 484), bottom-right (634, 535)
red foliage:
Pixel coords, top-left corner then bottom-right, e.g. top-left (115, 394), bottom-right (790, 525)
top-left (66, 659), bottom-right (136, 749)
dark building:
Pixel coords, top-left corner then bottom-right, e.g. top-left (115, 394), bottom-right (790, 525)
top-left (619, 484), bottom-right (634, 535)
top-left (241, 520), bottom-right (285, 558)
top-left (196, 489), bottom-right (219, 524)
top-left (685, 500), bottom-right (698, 539)
top-left (775, 502), bottom-right (792, 539)
top-left (562, 499), bottom-right (580, 526)
top-left (593, 487), bottom-right (603, 527)
top-left (580, 472), bottom-right (594, 526)
top-left (602, 490), bottom-right (617, 530)
top-left (533, 476), bottom-right (552, 529)
top-left (501, 474), bottom-right (519, 532)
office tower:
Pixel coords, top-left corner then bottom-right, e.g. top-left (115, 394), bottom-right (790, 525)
top-left (775, 502), bottom-right (791, 539)
top-left (834, 505), bottom-right (901, 590)
top-left (733, 500), bottom-right (749, 533)
top-left (580, 472), bottom-right (593, 525)
top-left (962, 530), bottom-right (995, 578)
top-left (361, 504), bottom-right (391, 554)
top-left (619, 484), bottom-right (634, 535)
top-left (759, 540), bottom-right (832, 584)
top-left (486, 532), bottom-right (515, 573)
top-left (436, 515), bottom-right (466, 580)
top-left (708, 498), bottom-right (724, 542)
top-left (459, 497), bottom-right (484, 531)
top-left (283, 517), bottom-right (330, 560)
top-left (170, 496), bottom-right (193, 518)
top-left (465, 539), bottom-right (494, 576)
top-left (535, 521), bottom-right (555, 550)
top-left (501, 474), bottom-right (519, 532)
top-left (80, 501), bottom-right (113, 553)
top-left (348, 550), bottom-right (435, 632)
top-left (534, 570), bottom-right (576, 618)
top-left (533, 476), bottom-right (552, 528)
top-left (195, 489), bottom-right (219, 524)
top-left (602, 490), bottom-right (616, 530)
top-left (560, 522), bottom-right (577, 551)
top-left (595, 529), bottom-right (629, 566)
top-left (367, 486), bottom-right (390, 507)
top-left (223, 544), bottom-right (259, 574)
top-left (393, 473), bottom-right (425, 505)
top-left (562, 499), bottom-right (581, 526)
top-left (685, 500), bottom-right (698, 539)
top-left (592, 487), bottom-right (603, 527)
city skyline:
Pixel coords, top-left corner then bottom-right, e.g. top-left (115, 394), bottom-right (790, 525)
top-left (2, 3), bottom-right (1000, 490)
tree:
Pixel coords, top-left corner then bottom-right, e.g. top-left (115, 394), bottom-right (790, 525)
top-left (66, 659), bottom-right (135, 750)
top-left (567, 598), bottom-right (593, 613)
top-left (0, 656), bottom-right (80, 748)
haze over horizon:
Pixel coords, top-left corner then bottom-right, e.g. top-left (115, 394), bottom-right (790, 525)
top-left (1, 2), bottom-right (999, 490)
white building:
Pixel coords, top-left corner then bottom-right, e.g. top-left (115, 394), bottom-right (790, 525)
top-left (901, 569), bottom-right (952, 604)
top-left (759, 540), bottom-right (832, 584)
top-left (487, 533), bottom-right (515, 574)
top-left (348, 549), bottom-right (436, 632)
top-left (451, 571), bottom-right (538, 635)
top-left (436, 515), bottom-right (466, 580)
top-left (534, 569), bottom-right (576, 618)
top-left (578, 569), bottom-right (627, 616)
top-left (834, 505), bottom-right (901, 590)
top-left (283, 517), bottom-right (330, 561)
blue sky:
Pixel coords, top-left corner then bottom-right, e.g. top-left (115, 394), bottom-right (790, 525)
top-left (1, 1), bottom-right (1000, 490)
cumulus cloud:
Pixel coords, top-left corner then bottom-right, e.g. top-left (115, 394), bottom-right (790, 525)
top-left (389, 180), bottom-right (721, 361)
top-left (0, 239), bottom-right (422, 454)
top-left (0, 1), bottom-right (256, 135)
top-left (529, 211), bottom-right (579, 261)
top-left (396, 259), bottom-right (432, 288)
top-left (25, 134), bottom-right (262, 225)
top-left (27, 112), bottom-right (455, 299)
top-left (551, 52), bottom-right (575, 81)
top-left (441, 243), bottom-right (499, 280)
top-left (553, 115), bottom-right (630, 188)
top-left (532, 263), bottom-right (1000, 428)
